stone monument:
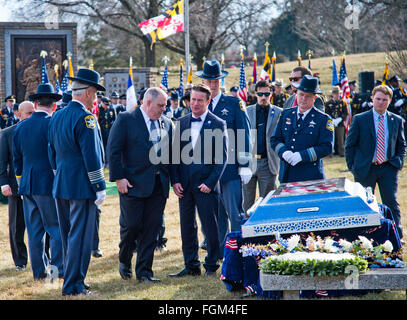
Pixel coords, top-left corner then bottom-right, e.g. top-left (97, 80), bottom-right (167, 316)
top-left (0, 22), bottom-right (77, 102)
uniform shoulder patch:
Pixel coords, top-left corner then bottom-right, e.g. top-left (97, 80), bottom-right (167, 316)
top-left (84, 114), bottom-right (96, 129)
top-left (326, 119), bottom-right (334, 131)
top-left (239, 100), bottom-right (246, 112)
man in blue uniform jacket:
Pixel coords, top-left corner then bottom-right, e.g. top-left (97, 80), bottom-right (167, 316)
top-left (108, 87), bottom-right (173, 283)
top-left (270, 75), bottom-right (334, 183)
top-left (345, 85), bottom-right (406, 239)
top-left (168, 84), bottom-right (228, 278)
top-left (13, 83), bottom-right (63, 280)
top-left (197, 60), bottom-right (252, 257)
top-left (48, 69), bottom-right (106, 296)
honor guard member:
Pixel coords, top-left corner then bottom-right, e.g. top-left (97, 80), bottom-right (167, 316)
top-left (13, 83), bottom-right (64, 280)
top-left (325, 86), bottom-right (349, 157)
top-left (196, 60), bottom-right (251, 256)
top-left (55, 90), bottom-right (72, 112)
top-left (110, 91), bottom-right (121, 111)
top-left (165, 91), bottom-right (183, 120)
top-left (48, 68), bottom-right (106, 296)
top-left (271, 75), bottom-right (334, 183)
top-left (388, 75), bottom-right (406, 116)
top-left (1, 95), bottom-right (17, 129)
top-left (349, 80), bottom-right (364, 115)
top-left (8, 104), bottom-right (20, 127)
top-left (98, 97), bottom-right (116, 167)
top-left (229, 86), bottom-right (238, 98)
top-left (119, 94), bottom-right (127, 112)
top-left (271, 79), bottom-right (290, 109)
top-left (180, 91), bottom-right (191, 113)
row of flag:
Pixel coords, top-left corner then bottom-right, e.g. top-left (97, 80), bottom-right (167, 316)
top-left (40, 50), bottom-right (74, 94)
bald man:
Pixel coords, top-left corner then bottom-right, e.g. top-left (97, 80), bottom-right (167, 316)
top-left (0, 101), bottom-right (34, 270)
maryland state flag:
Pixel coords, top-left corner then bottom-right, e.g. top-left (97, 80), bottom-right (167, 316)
top-left (260, 50), bottom-right (271, 81)
top-left (139, 0), bottom-right (184, 48)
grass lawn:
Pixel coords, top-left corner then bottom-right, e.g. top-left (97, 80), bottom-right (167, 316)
top-left (0, 156), bottom-right (406, 300)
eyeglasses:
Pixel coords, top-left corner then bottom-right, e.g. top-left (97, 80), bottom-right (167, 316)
top-left (256, 92), bottom-right (271, 97)
top-left (289, 77), bottom-right (302, 82)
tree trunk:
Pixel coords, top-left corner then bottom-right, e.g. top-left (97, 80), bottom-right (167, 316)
top-left (143, 38), bottom-right (156, 67)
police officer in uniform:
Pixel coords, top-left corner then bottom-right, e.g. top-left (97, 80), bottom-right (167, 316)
top-left (388, 75), bottom-right (406, 116)
top-left (48, 68), bottom-right (106, 296)
top-left (349, 81), bottom-right (364, 115)
top-left (271, 75), bottom-right (334, 183)
top-left (98, 97), bottom-right (116, 167)
top-left (118, 94), bottom-right (127, 113)
top-left (55, 91), bottom-right (72, 112)
top-left (271, 79), bottom-right (290, 109)
top-left (324, 86), bottom-right (349, 157)
top-left (1, 95), bottom-right (17, 129)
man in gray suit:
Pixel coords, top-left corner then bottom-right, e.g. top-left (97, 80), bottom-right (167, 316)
top-left (243, 80), bottom-right (282, 214)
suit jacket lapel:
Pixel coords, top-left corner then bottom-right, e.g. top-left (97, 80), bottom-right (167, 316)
top-left (266, 104), bottom-right (277, 134)
top-left (367, 109), bottom-right (376, 140)
top-left (133, 108), bottom-right (152, 147)
top-left (386, 111), bottom-right (395, 158)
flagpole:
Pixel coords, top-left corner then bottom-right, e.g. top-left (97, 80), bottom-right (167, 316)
top-left (184, 0), bottom-right (190, 82)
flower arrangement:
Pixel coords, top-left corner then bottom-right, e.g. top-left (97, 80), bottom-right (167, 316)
top-left (239, 233), bottom-right (404, 277)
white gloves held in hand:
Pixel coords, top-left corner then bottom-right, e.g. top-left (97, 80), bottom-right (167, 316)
top-left (239, 167), bottom-right (252, 185)
top-left (95, 190), bottom-right (106, 206)
top-left (282, 150), bottom-right (302, 166)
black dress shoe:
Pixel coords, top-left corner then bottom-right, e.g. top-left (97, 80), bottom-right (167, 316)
top-left (204, 270), bottom-right (217, 277)
top-left (119, 263), bottom-right (132, 280)
top-left (168, 268), bottom-right (201, 278)
top-left (137, 276), bottom-right (161, 283)
top-left (91, 249), bottom-right (103, 258)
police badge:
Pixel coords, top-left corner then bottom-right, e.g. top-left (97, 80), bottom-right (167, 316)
top-left (84, 115), bottom-right (96, 129)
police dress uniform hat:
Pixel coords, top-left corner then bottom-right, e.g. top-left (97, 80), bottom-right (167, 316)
top-left (119, 93), bottom-right (126, 100)
top-left (62, 90), bottom-right (72, 104)
top-left (5, 95), bottom-right (16, 102)
top-left (389, 75), bottom-right (401, 82)
top-left (67, 68), bottom-right (106, 91)
top-left (169, 91), bottom-right (179, 101)
top-left (111, 91), bottom-right (119, 99)
top-left (101, 97), bottom-right (110, 104)
top-left (230, 86), bottom-right (238, 92)
top-left (331, 85), bottom-right (340, 94)
top-left (28, 83), bottom-right (62, 102)
top-left (195, 60), bottom-right (229, 79)
top-left (273, 79), bottom-right (284, 87)
top-left (349, 80), bottom-right (356, 86)
top-left (292, 74), bottom-right (323, 94)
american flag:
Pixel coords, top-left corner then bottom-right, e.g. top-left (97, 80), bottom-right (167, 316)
top-left (60, 70), bottom-right (69, 92)
top-left (339, 58), bottom-right (352, 132)
top-left (41, 57), bottom-right (49, 84)
top-left (178, 63), bottom-right (183, 98)
top-left (339, 58), bottom-right (351, 100)
top-left (238, 59), bottom-right (247, 103)
top-left (55, 79), bottom-right (62, 94)
top-left (160, 64), bottom-right (169, 91)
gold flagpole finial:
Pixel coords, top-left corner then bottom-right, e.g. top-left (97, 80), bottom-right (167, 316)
top-left (40, 50), bottom-right (48, 58)
top-left (239, 45), bottom-right (246, 60)
top-left (162, 56), bottom-right (170, 65)
top-left (66, 52), bottom-right (72, 59)
top-left (62, 59), bottom-right (68, 70)
top-left (264, 41), bottom-right (270, 53)
top-left (89, 59), bottom-right (94, 70)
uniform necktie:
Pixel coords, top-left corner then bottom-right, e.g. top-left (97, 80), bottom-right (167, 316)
top-left (208, 99), bottom-right (214, 112)
top-left (297, 113), bottom-right (304, 127)
top-left (376, 114), bottom-right (386, 164)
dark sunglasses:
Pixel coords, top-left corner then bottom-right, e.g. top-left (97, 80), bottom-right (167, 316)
top-left (289, 77), bottom-right (302, 82)
top-left (256, 92), bottom-right (271, 97)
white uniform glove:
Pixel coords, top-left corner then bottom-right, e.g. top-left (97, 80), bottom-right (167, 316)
top-left (289, 152), bottom-right (302, 166)
top-left (239, 167), bottom-right (252, 185)
top-left (95, 190), bottom-right (106, 206)
top-left (282, 151), bottom-right (294, 163)
top-left (333, 117), bottom-right (342, 127)
top-left (395, 99), bottom-right (404, 107)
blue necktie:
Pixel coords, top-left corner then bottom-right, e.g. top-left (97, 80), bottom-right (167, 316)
top-left (191, 117), bottom-right (202, 122)
top-left (208, 99), bottom-right (214, 112)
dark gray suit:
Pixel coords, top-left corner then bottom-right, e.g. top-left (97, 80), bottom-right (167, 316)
top-left (284, 94), bottom-right (325, 112)
top-left (243, 103), bottom-right (281, 213)
top-left (0, 124), bottom-right (27, 268)
top-left (108, 107), bottom-right (173, 278)
top-left (345, 109), bottom-right (406, 238)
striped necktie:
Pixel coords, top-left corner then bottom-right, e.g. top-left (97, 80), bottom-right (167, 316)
top-left (376, 114), bottom-right (386, 164)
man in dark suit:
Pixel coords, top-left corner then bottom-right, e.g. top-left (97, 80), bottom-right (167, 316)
top-left (168, 84), bottom-right (227, 278)
top-left (48, 69), bottom-right (107, 296)
top-left (197, 60), bottom-right (251, 256)
top-left (345, 85), bottom-right (406, 239)
top-left (108, 87), bottom-right (173, 283)
top-left (13, 84), bottom-right (63, 280)
top-left (0, 101), bottom-right (34, 271)
top-left (270, 75), bottom-right (334, 183)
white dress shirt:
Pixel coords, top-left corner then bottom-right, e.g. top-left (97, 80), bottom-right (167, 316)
top-left (191, 110), bottom-right (208, 149)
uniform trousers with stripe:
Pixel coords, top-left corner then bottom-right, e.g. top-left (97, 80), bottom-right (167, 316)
top-left (56, 198), bottom-right (97, 295)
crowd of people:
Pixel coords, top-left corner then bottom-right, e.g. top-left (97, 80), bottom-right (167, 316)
top-left (0, 58), bottom-right (406, 297)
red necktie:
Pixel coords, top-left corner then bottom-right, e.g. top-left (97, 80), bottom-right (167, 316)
top-left (376, 114), bottom-right (385, 164)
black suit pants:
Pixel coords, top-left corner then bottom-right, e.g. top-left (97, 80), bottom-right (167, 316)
top-left (179, 186), bottom-right (220, 272)
top-left (118, 175), bottom-right (166, 278)
top-left (8, 195), bottom-right (27, 267)
top-left (356, 163), bottom-right (403, 239)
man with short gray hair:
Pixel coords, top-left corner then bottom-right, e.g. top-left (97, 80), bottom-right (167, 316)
top-left (108, 87), bottom-right (173, 283)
